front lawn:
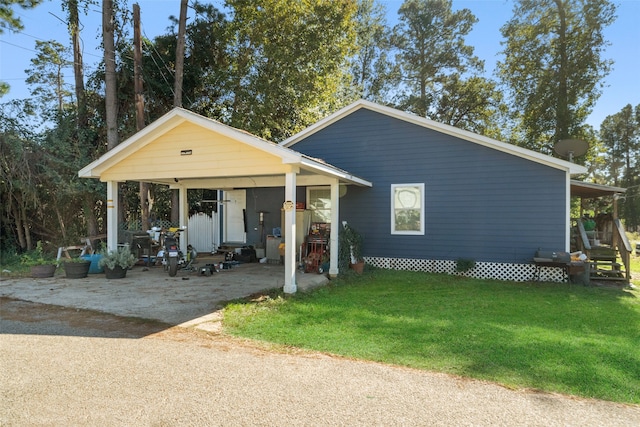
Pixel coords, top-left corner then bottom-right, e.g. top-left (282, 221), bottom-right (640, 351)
top-left (223, 269), bottom-right (640, 404)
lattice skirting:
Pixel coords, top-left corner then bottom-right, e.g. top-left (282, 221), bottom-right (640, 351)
top-left (365, 257), bottom-right (567, 282)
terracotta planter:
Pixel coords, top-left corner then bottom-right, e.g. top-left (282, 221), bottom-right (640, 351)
top-left (349, 261), bottom-right (365, 274)
top-left (104, 266), bottom-right (127, 279)
top-left (30, 264), bottom-right (56, 278)
top-left (62, 260), bottom-right (91, 279)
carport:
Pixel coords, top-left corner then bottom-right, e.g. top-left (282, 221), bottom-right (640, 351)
top-left (78, 108), bottom-right (371, 294)
top-left (0, 262), bottom-right (330, 327)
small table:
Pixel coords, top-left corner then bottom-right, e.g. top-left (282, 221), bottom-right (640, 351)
top-left (533, 261), bottom-right (586, 283)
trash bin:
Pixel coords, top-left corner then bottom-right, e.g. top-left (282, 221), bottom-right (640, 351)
top-left (569, 261), bottom-right (589, 286)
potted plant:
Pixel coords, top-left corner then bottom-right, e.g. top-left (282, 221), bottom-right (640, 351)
top-left (21, 241), bottom-right (57, 278)
top-left (60, 257), bottom-right (91, 279)
top-left (98, 246), bottom-right (137, 279)
top-left (339, 222), bottom-right (364, 274)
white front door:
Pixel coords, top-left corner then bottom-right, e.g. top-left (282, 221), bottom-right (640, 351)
top-left (223, 189), bottom-right (246, 243)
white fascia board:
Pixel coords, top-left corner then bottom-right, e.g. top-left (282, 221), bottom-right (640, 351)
top-left (79, 107), bottom-right (301, 178)
top-left (571, 180), bottom-right (626, 193)
top-left (79, 109), bottom-right (188, 178)
top-left (281, 101), bottom-right (363, 148)
top-left (282, 99), bottom-right (588, 175)
top-left (181, 109), bottom-right (301, 162)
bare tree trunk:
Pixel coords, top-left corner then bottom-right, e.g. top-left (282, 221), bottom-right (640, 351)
top-left (103, 0), bottom-right (121, 240)
top-left (68, 0), bottom-right (87, 128)
top-left (54, 207), bottom-right (67, 242)
top-left (68, 0), bottom-right (98, 240)
top-left (171, 192), bottom-right (180, 225)
top-left (171, 0), bottom-right (188, 224)
top-left (20, 200), bottom-right (32, 250)
top-left (103, 0), bottom-right (118, 150)
top-left (133, 3), bottom-right (150, 232)
top-left (84, 194), bottom-right (98, 237)
top-left (173, 0), bottom-right (188, 108)
top-left (11, 202), bottom-right (27, 250)
top-left (56, 66), bottom-right (64, 112)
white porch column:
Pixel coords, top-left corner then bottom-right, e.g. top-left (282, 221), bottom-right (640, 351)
top-left (283, 170), bottom-right (297, 294)
top-left (106, 181), bottom-right (118, 251)
top-left (329, 180), bottom-right (340, 277)
top-left (178, 184), bottom-right (188, 249)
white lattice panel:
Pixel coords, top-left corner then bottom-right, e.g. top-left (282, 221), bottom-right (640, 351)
top-left (365, 257), bottom-right (567, 283)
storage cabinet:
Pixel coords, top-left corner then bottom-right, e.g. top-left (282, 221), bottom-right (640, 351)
top-left (266, 235), bottom-right (282, 264)
top-left (281, 209), bottom-right (311, 260)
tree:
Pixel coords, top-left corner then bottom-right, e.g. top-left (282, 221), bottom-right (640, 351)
top-left (350, 0), bottom-right (398, 103)
top-left (62, 0), bottom-right (92, 127)
top-left (497, 0), bottom-right (615, 153)
top-left (114, 2), bottom-right (228, 122)
top-left (24, 40), bottom-right (72, 114)
top-left (63, 0), bottom-right (100, 239)
top-left (0, 0), bottom-right (42, 33)
top-left (103, 0), bottom-right (118, 150)
top-left (224, 0), bottom-right (358, 141)
top-left (391, 0), bottom-right (499, 132)
top-left (433, 75), bottom-right (505, 137)
top-left (600, 104), bottom-right (640, 230)
top-left (173, 0), bottom-right (188, 108)
top-left (169, 0), bottom-right (188, 225)
top-left (0, 101), bottom-right (40, 251)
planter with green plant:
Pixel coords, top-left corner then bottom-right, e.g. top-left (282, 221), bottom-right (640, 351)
top-left (60, 257), bottom-right (92, 279)
top-left (98, 246), bottom-right (137, 279)
top-left (455, 258), bottom-right (476, 274)
top-left (339, 222), bottom-right (364, 274)
top-left (21, 241), bottom-right (58, 278)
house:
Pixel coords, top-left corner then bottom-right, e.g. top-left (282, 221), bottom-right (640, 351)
top-left (280, 100), bottom-right (588, 282)
top-left (80, 100), bottom-right (594, 292)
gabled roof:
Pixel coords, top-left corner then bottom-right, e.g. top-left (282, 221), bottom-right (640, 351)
top-left (281, 99), bottom-right (588, 175)
top-left (79, 107), bottom-right (371, 187)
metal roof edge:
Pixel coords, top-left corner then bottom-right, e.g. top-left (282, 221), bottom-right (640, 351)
top-left (570, 180), bottom-right (626, 193)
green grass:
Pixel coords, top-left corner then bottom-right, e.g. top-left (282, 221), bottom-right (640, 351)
top-left (223, 269), bottom-right (640, 404)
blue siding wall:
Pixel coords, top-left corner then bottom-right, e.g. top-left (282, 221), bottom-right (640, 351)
top-left (241, 187), bottom-right (305, 246)
top-left (292, 109), bottom-right (567, 264)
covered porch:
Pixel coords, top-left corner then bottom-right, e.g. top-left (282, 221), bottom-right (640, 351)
top-left (570, 180), bottom-right (632, 283)
top-left (79, 108), bottom-right (371, 293)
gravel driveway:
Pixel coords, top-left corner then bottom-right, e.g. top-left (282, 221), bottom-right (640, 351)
top-left (1, 299), bottom-right (639, 426)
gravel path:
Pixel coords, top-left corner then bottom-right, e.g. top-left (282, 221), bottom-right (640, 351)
top-left (1, 300), bottom-right (639, 426)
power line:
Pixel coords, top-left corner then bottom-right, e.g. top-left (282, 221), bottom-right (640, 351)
top-left (0, 39), bottom-right (40, 54)
top-left (6, 27), bottom-right (104, 60)
top-left (141, 36), bottom-right (176, 100)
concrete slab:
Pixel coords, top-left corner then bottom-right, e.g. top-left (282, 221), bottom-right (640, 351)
top-left (0, 260), bottom-right (329, 328)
